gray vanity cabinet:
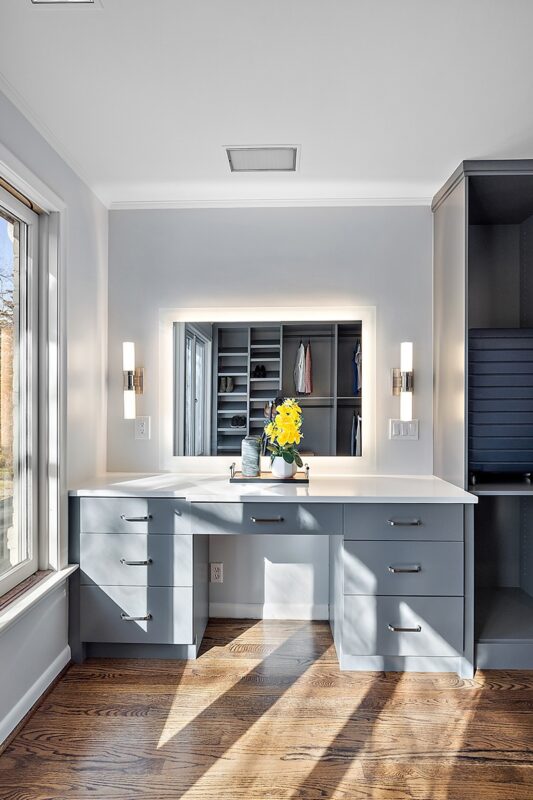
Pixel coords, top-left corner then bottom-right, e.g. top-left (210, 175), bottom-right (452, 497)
top-left (330, 503), bottom-right (471, 676)
top-left (70, 495), bottom-right (472, 675)
top-left (69, 497), bottom-right (208, 660)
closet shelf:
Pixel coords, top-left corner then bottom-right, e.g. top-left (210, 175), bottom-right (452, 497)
top-left (218, 350), bottom-right (248, 356)
top-left (251, 357), bottom-right (280, 362)
top-left (217, 392), bottom-right (247, 397)
top-left (477, 588), bottom-right (533, 643)
top-left (250, 342), bottom-right (280, 349)
top-left (217, 427), bottom-right (246, 433)
top-left (470, 481), bottom-right (533, 495)
top-left (218, 372), bottom-right (247, 377)
top-left (250, 377), bottom-right (280, 382)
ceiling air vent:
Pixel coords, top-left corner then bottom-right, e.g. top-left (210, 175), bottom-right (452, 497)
top-left (31, 0), bottom-right (94, 4)
top-left (226, 146), bottom-right (298, 173)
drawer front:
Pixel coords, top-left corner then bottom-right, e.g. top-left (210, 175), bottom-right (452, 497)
top-left (80, 534), bottom-right (193, 587)
top-left (80, 498), bottom-right (190, 534)
top-left (80, 585), bottom-right (193, 644)
top-left (343, 595), bottom-right (464, 657)
top-left (344, 504), bottom-right (463, 541)
top-left (343, 540), bottom-right (464, 596)
top-left (190, 502), bottom-right (342, 535)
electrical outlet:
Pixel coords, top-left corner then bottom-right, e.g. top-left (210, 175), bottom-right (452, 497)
top-left (135, 416), bottom-right (151, 440)
top-left (210, 562), bottom-right (223, 583)
top-left (389, 419), bottom-right (419, 440)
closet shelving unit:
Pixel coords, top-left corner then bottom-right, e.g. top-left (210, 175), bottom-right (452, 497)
top-left (433, 160), bottom-right (533, 669)
top-left (211, 321), bottom-right (362, 457)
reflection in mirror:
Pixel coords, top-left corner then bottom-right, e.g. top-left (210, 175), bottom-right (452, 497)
top-left (174, 320), bottom-right (362, 457)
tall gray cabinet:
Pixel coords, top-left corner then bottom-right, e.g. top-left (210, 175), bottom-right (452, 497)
top-left (433, 160), bottom-right (533, 669)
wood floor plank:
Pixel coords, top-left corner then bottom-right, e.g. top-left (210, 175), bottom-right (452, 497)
top-left (1, 620), bottom-right (533, 799)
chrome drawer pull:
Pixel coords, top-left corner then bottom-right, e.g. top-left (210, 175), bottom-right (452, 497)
top-left (388, 564), bottom-right (421, 574)
top-left (120, 514), bottom-right (153, 522)
top-left (388, 624), bottom-right (421, 633)
top-left (386, 519), bottom-right (422, 527)
top-left (251, 516), bottom-right (284, 524)
top-left (120, 558), bottom-right (153, 566)
top-left (121, 612), bottom-right (152, 622)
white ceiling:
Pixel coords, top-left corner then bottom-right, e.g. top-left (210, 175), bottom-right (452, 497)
top-left (2, 0), bottom-right (533, 208)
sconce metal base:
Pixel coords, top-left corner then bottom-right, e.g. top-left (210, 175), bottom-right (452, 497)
top-left (123, 368), bottom-right (144, 395)
top-left (392, 368), bottom-right (414, 396)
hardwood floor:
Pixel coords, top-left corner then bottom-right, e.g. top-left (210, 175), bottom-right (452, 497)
top-left (1, 620), bottom-right (533, 799)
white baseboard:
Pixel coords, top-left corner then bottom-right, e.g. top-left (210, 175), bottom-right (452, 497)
top-left (209, 602), bottom-right (329, 620)
top-left (0, 645), bottom-right (71, 745)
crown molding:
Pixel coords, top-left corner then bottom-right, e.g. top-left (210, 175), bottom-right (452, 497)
top-left (0, 71), bottom-right (107, 207)
top-left (109, 196), bottom-right (432, 211)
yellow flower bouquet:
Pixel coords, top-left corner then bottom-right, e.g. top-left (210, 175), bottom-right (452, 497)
top-left (264, 399), bottom-right (304, 475)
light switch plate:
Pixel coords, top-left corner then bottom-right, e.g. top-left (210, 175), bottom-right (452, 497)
top-left (389, 419), bottom-right (419, 440)
top-left (135, 416), bottom-right (151, 440)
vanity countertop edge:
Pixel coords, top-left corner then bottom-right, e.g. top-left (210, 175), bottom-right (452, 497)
top-left (68, 473), bottom-right (477, 504)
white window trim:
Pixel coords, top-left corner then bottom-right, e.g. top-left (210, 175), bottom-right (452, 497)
top-left (0, 142), bottom-right (67, 594)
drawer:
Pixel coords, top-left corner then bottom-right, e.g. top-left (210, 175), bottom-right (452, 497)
top-left (344, 504), bottom-right (463, 541)
top-left (80, 498), bottom-right (190, 534)
top-left (343, 595), bottom-right (463, 657)
top-left (190, 502), bottom-right (342, 535)
top-left (80, 534), bottom-right (193, 587)
top-left (80, 585), bottom-right (193, 644)
top-left (343, 540), bottom-right (464, 596)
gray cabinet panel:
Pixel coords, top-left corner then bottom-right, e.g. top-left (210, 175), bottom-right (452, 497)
top-left (80, 585), bottom-right (193, 644)
top-left (343, 595), bottom-right (463, 657)
top-left (344, 503), bottom-right (463, 541)
top-left (343, 540), bottom-right (463, 596)
top-left (80, 498), bottom-right (190, 534)
top-left (190, 502), bottom-right (342, 535)
top-left (80, 534), bottom-right (193, 587)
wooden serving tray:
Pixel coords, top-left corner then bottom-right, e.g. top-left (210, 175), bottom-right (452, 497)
top-left (229, 467), bottom-right (309, 484)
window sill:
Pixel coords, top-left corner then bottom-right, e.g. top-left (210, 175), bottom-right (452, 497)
top-left (0, 565), bottom-right (78, 637)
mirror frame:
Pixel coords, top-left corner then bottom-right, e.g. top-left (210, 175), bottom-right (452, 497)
top-left (159, 306), bottom-right (376, 474)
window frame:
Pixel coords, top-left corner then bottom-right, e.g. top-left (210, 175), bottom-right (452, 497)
top-left (0, 185), bottom-right (40, 596)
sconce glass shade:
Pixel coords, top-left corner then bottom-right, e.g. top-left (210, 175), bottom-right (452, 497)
top-left (123, 341), bottom-right (135, 372)
top-left (124, 390), bottom-right (136, 420)
top-left (400, 342), bottom-right (413, 373)
top-left (400, 341), bottom-right (413, 422)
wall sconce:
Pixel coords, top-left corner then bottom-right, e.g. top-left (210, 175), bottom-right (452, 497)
top-left (392, 342), bottom-right (414, 422)
top-left (123, 342), bottom-right (144, 420)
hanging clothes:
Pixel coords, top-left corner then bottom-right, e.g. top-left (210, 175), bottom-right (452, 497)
top-left (351, 412), bottom-right (362, 456)
top-left (294, 340), bottom-right (306, 394)
top-left (352, 339), bottom-right (362, 395)
top-left (304, 340), bottom-right (313, 395)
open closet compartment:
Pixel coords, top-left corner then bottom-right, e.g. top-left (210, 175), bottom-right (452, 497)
top-left (475, 494), bottom-right (533, 667)
top-left (468, 173), bottom-right (533, 487)
top-left (211, 321), bottom-right (362, 456)
top-left (467, 171), bottom-right (533, 667)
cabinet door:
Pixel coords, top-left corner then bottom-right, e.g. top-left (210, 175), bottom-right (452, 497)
top-left (80, 498), bottom-right (190, 534)
top-left (190, 502), bottom-right (342, 535)
top-left (80, 585), bottom-right (193, 644)
top-left (80, 534), bottom-right (193, 586)
top-left (343, 595), bottom-right (463, 657)
top-left (343, 540), bottom-right (463, 596)
top-left (344, 504), bottom-right (463, 541)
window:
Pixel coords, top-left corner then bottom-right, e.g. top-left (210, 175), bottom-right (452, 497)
top-left (0, 187), bottom-right (39, 596)
top-left (184, 326), bottom-right (209, 456)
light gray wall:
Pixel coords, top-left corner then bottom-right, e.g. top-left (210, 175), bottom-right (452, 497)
top-left (0, 90), bottom-right (107, 740)
top-left (108, 206), bottom-right (432, 616)
top-left (108, 206), bottom-right (433, 473)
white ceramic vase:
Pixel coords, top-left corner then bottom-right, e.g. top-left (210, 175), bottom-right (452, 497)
top-left (271, 456), bottom-right (297, 479)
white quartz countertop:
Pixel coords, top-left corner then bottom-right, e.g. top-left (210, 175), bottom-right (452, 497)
top-left (69, 473), bottom-right (477, 504)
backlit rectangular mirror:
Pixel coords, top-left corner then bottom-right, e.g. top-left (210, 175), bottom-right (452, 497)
top-left (173, 320), bottom-right (362, 457)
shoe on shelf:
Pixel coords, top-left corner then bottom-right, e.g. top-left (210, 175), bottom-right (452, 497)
top-left (219, 377), bottom-right (227, 393)
top-left (260, 365), bottom-right (267, 377)
top-left (226, 376), bottom-right (234, 392)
